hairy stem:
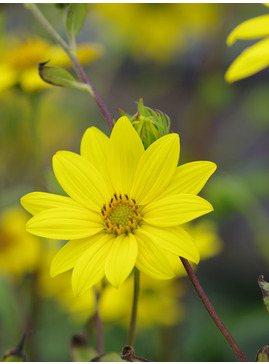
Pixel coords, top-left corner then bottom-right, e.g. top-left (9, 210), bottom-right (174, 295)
top-left (24, 3), bottom-right (113, 130)
top-left (127, 268), bottom-right (140, 347)
top-left (180, 257), bottom-right (248, 362)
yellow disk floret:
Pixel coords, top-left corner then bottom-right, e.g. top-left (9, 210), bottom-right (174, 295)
top-left (101, 193), bottom-right (142, 235)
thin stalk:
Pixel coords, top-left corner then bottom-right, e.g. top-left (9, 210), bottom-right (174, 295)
top-left (180, 257), bottom-right (248, 362)
top-left (127, 268), bottom-right (140, 347)
top-left (70, 56), bottom-right (113, 129)
top-left (94, 288), bottom-right (104, 356)
top-left (24, 4), bottom-right (70, 52)
top-left (24, 4), bottom-right (113, 130)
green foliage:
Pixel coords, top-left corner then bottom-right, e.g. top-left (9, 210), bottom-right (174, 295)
top-left (38, 62), bottom-right (93, 95)
top-left (38, 62), bottom-right (76, 87)
top-left (66, 4), bottom-right (87, 38)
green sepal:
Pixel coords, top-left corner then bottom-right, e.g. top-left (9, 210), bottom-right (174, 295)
top-left (38, 62), bottom-right (93, 95)
top-left (66, 4), bottom-right (87, 38)
top-left (258, 275), bottom-right (269, 315)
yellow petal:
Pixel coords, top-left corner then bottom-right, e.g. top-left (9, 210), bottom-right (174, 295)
top-left (50, 232), bottom-right (105, 277)
top-left (72, 234), bottom-right (115, 296)
top-left (107, 116), bottom-right (144, 195)
top-left (26, 207), bottom-right (103, 240)
top-left (134, 229), bottom-right (175, 279)
top-left (21, 191), bottom-right (80, 215)
top-left (80, 127), bottom-right (110, 183)
top-left (105, 233), bottom-right (138, 287)
top-left (227, 14), bottom-right (269, 46)
top-left (131, 133), bottom-right (180, 205)
top-left (225, 38), bottom-right (269, 83)
top-left (53, 151), bottom-right (110, 211)
top-left (138, 224), bottom-right (200, 263)
top-left (143, 194), bottom-right (213, 226)
top-left (158, 161), bottom-right (216, 199)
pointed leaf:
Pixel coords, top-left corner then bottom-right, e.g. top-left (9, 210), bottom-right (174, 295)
top-left (66, 4), bottom-right (87, 37)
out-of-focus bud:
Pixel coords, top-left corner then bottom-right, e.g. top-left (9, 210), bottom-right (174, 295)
top-left (71, 333), bottom-right (97, 362)
top-left (2, 333), bottom-right (28, 362)
top-left (120, 98), bottom-right (171, 149)
top-left (256, 345), bottom-right (269, 362)
top-left (258, 275), bottom-right (269, 315)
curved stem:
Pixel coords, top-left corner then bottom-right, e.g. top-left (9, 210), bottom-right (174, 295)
top-left (127, 268), bottom-right (140, 347)
top-left (24, 3), bottom-right (113, 130)
top-left (180, 257), bottom-right (248, 362)
top-left (70, 56), bottom-right (113, 130)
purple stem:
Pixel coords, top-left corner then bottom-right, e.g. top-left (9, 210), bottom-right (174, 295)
top-left (72, 57), bottom-right (114, 130)
top-left (180, 257), bottom-right (248, 362)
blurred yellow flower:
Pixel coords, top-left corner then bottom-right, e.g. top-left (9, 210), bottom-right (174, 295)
top-left (92, 3), bottom-right (220, 64)
top-left (0, 206), bottom-right (41, 278)
top-left (22, 116), bottom-right (216, 295)
top-left (184, 220), bottom-right (223, 260)
top-left (0, 36), bottom-right (104, 92)
top-left (225, 4), bottom-right (269, 82)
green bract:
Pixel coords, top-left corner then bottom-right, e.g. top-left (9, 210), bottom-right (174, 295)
top-left (121, 99), bottom-right (171, 149)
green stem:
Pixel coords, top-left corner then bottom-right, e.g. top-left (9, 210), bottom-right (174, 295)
top-left (94, 288), bottom-right (104, 356)
top-left (127, 268), bottom-right (140, 347)
top-left (180, 257), bottom-right (248, 362)
top-left (24, 4), bottom-right (70, 52)
top-left (24, 3), bottom-right (114, 130)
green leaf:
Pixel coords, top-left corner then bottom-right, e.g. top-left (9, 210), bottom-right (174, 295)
top-left (258, 275), bottom-right (269, 315)
top-left (66, 4), bottom-right (87, 38)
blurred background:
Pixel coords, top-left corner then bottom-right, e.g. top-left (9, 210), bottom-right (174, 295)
top-left (1, 3), bottom-right (269, 361)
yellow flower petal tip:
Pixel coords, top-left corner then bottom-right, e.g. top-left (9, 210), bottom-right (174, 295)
top-left (21, 116), bottom-right (216, 291)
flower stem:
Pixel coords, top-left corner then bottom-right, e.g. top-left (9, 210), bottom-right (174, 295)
top-left (127, 268), bottom-right (140, 347)
top-left (24, 3), bottom-right (114, 130)
top-left (94, 288), bottom-right (104, 356)
top-left (180, 257), bottom-right (248, 362)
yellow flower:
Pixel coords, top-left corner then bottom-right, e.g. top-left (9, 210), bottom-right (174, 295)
top-left (225, 4), bottom-right (269, 82)
top-left (21, 116), bottom-right (216, 295)
top-left (92, 3), bottom-right (220, 64)
top-left (99, 274), bottom-right (185, 328)
top-left (0, 206), bottom-right (41, 278)
top-left (184, 220), bottom-right (223, 261)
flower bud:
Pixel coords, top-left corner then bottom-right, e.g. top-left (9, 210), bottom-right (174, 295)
top-left (120, 98), bottom-right (171, 149)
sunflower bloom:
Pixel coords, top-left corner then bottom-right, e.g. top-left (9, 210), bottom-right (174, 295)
top-left (21, 116), bottom-right (216, 295)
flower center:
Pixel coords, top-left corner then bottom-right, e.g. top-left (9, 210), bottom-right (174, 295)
top-left (101, 194), bottom-right (142, 235)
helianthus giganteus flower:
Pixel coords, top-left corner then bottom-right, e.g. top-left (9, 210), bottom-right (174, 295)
top-left (225, 4), bottom-right (269, 82)
top-left (21, 116), bottom-right (216, 295)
